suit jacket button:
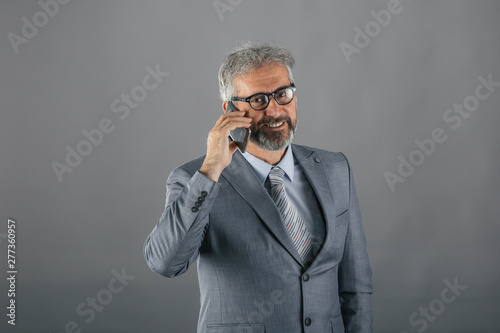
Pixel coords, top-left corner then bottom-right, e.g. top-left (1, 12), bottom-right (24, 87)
top-left (191, 207), bottom-right (199, 213)
top-left (302, 274), bottom-right (310, 282)
top-left (201, 191), bottom-right (208, 197)
top-left (305, 318), bottom-right (312, 326)
top-left (195, 201), bottom-right (202, 207)
top-left (197, 196), bottom-right (205, 202)
top-left (314, 157), bottom-right (321, 163)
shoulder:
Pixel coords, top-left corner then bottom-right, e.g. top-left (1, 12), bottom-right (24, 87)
top-left (292, 144), bottom-right (349, 167)
top-left (167, 155), bottom-right (206, 182)
top-left (177, 155), bottom-right (206, 173)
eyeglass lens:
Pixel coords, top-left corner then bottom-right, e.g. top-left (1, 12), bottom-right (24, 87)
top-left (250, 87), bottom-right (294, 110)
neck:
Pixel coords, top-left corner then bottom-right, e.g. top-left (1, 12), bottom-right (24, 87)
top-left (246, 142), bottom-right (288, 165)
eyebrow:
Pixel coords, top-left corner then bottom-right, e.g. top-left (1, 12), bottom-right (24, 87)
top-left (247, 84), bottom-right (291, 97)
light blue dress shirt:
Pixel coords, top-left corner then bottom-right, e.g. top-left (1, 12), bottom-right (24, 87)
top-left (242, 146), bottom-right (326, 259)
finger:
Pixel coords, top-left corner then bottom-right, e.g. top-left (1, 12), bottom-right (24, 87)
top-left (217, 111), bottom-right (246, 122)
top-left (224, 110), bottom-right (246, 117)
top-left (221, 119), bottom-right (252, 130)
top-left (212, 111), bottom-right (247, 130)
top-left (218, 115), bottom-right (252, 128)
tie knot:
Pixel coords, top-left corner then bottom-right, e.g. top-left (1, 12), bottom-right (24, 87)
top-left (269, 167), bottom-right (285, 186)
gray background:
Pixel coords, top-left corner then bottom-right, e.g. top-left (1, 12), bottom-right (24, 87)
top-left (1, 0), bottom-right (499, 332)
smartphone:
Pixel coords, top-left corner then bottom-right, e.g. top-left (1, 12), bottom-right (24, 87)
top-left (226, 101), bottom-right (251, 153)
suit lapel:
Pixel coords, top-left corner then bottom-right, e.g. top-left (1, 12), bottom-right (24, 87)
top-left (292, 145), bottom-right (337, 268)
top-left (221, 151), bottom-right (305, 267)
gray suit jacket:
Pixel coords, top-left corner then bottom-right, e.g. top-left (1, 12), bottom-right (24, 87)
top-left (144, 144), bottom-right (372, 332)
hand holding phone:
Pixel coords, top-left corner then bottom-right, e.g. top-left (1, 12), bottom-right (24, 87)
top-left (225, 101), bottom-right (251, 153)
top-left (199, 102), bottom-right (251, 182)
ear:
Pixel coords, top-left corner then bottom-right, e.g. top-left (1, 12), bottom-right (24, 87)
top-left (222, 101), bottom-right (228, 114)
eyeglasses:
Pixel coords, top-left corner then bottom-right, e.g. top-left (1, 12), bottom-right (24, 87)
top-left (231, 84), bottom-right (296, 111)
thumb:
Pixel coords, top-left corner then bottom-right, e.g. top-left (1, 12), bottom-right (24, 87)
top-left (228, 141), bottom-right (239, 155)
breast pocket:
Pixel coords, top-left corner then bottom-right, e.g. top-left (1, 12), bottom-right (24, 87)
top-left (332, 210), bottom-right (349, 251)
top-left (334, 209), bottom-right (349, 226)
top-left (207, 323), bottom-right (265, 333)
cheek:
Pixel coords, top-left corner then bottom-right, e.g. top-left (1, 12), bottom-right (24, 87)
top-left (248, 113), bottom-right (263, 125)
top-left (286, 105), bottom-right (297, 122)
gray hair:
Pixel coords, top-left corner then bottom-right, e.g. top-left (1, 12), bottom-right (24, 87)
top-left (218, 41), bottom-right (295, 101)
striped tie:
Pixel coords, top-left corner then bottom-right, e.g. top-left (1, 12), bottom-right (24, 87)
top-left (269, 167), bottom-right (313, 263)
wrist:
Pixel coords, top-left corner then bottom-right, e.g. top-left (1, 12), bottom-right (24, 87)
top-left (199, 163), bottom-right (223, 182)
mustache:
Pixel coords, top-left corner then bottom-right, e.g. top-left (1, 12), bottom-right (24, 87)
top-left (256, 116), bottom-right (293, 127)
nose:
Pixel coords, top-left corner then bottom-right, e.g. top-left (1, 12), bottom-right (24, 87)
top-left (264, 97), bottom-right (281, 117)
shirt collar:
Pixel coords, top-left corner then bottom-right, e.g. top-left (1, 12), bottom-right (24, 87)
top-left (242, 145), bottom-right (295, 184)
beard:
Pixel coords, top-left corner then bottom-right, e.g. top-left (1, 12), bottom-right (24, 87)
top-left (249, 110), bottom-right (298, 151)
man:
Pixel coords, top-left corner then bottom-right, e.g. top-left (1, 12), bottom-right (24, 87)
top-left (144, 42), bottom-right (372, 332)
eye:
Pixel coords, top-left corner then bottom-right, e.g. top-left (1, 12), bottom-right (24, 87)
top-left (277, 91), bottom-right (287, 98)
top-left (250, 94), bottom-right (267, 105)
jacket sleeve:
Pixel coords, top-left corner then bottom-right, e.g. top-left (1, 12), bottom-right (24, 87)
top-left (338, 154), bottom-right (373, 332)
top-left (144, 167), bottom-right (220, 278)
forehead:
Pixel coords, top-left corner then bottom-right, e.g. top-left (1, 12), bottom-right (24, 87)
top-left (234, 62), bottom-right (290, 96)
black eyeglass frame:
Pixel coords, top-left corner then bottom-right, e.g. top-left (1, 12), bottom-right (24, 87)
top-left (231, 83), bottom-right (296, 111)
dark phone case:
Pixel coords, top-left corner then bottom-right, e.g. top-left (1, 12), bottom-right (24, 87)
top-left (226, 102), bottom-right (251, 153)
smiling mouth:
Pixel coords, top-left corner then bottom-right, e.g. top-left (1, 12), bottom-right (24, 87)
top-left (264, 122), bottom-right (284, 128)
